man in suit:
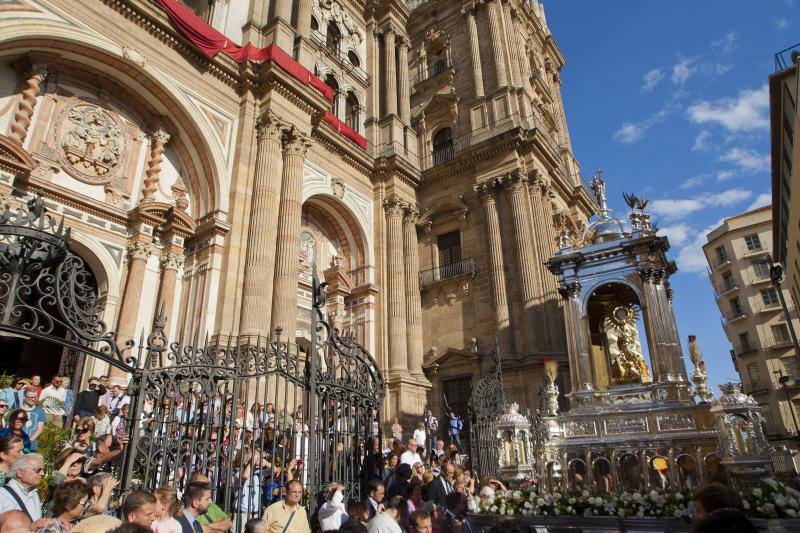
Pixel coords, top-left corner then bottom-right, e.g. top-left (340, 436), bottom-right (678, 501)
top-left (427, 460), bottom-right (455, 507)
top-left (361, 437), bottom-right (385, 493)
top-left (122, 490), bottom-right (157, 529)
top-left (362, 479), bottom-right (385, 520)
top-left (177, 481), bottom-right (213, 533)
top-left (386, 464), bottom-right (411, 500)
top-left (442, 492), bottom-right (471, 533)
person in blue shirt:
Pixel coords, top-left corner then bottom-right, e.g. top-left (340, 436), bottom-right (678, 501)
top-left (21, 388), bottom-right (45, 452)
top-left (0, 377), bottom-right (15, 412)
top-left (446, 411), bottom-right (463, 449)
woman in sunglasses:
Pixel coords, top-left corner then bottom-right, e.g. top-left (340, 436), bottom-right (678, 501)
top-left (0, 409), bottom-right (31, 453)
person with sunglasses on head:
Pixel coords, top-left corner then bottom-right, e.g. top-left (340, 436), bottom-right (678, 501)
top-left (11, 379), bottom-right (29, 410)
top-left (40, 375), bottom-right (67, 427)
top-left (0, 377), bottom-right (14, 414)
top-left (0, 437), bottom-right (23, 488)
top-left (0, 453), bottom-right (53, 529)
top-left (20, 387), bottom-right (45, 452)
top-left (0, 410), bottom-right (31, 453)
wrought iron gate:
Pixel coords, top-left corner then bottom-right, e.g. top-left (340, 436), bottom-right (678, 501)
top-left (0, 193), bottom-right (384, 525)
top-left (467, 344), bottom-right (506, 482)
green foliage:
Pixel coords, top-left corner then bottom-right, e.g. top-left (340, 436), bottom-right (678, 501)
top-left (35, 423), bottom-right (71, 502)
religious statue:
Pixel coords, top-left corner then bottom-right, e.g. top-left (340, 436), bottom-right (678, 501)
top-left (605, 305), bottom-right (651, 384)
top-left (590, 170), bottom-right (610, 219)
top-left (688, 335), bottom-right (714, 402)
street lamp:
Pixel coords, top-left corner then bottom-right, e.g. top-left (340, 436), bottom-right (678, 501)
top-left (774, 368), bottom-right (800, 437)
top-left (768, 260), bottom-right (800, 362)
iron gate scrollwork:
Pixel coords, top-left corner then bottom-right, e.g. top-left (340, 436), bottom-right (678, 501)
top-left (0, 193), bottom-right (385, 528)
top-left (468, 342), bottom-right (506, 482)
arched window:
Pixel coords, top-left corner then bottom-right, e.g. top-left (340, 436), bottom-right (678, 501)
top-left (347, 51), bottom-right (360, 68)
top-left (431, 127), bottom-right (454, 165)
top-left (311, 16), bottom-right (319, 32)
top-left (326, 22), bottom-right (341, 54)
top-left (324, 74), bottom-right (339, 115)
top-left (345, 92), bottom-right (359, 131)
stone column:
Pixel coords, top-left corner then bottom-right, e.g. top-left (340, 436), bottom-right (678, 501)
top-left (141, 128), bottom-right (170, 203)
top-left (500, 1), bottom-right (522, 87)
top-left (369, 29), bottom-right (381, 121)
top-left (9, 65), bottom-right (47, 145)
top-left (487, 0), bottom-right (508, 88)
top-left (560, 282), bottom-right (593, 391)
top-left (384, 30), bottom-right (398, 117)
top-left (398, 39), bottom-right (411, 126)
top-left (464, 8), bottom-right (485, 99)
top-left (502, 172), bottom-right (542, 352)
top-left (639, 268), bottom-right (681, 382)
top-left (270, 130), bottom-right (310, 341)
top-left (273, 0), bottom-right (292, 24)
top-left (156, 251), bottom-right (183, 326)
top-left (384, 195), bottom-right (408, 373)
top-left (297, 0), bottom-right (312, 38)
top-left (475, 182), bottom-right (514, 357)
top-left (240, 118), bottom-right (284, 337)
top-left (528, 175), bottom-right (558, 298)
top-left (403, 207), bottom-right (424, 375)
top-left (113, 240), bottom-right (153, 376)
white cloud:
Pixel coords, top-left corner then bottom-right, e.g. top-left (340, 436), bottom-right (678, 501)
top-left (612, 103), bottom-right (676, 144)
top-left (747, 192), bottom-right (771, 210)
top-left (686, 85), bottom-right (769, 132)
top-left (716, 170), bottom-right (736, 182)
top-left (642, 68), bottom-right (665, 92)
top-left (679, 174), bottom-right (710, 189)
top-left (692, 130), bottom-right (711, 151)
top-left (649, 188), bottom-right (752, 220)
top-left (675, 222), bottom-right (724, 274)
top-left (776, 18), bottom-right (790, 30)
top-left (701, 63), bottom-right (733, 76)
top-left (659, 223), bottom-right (692, 246)
top-left (672, 57), bottom-right (696, 85)
top-left (711, 32), bottom-right (737, 54)
top-left (718, 147), bottom-right (770, 172)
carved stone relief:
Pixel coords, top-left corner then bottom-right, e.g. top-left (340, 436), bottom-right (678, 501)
top-left (57, 102), bottom-right (125, 185)
top-left (604, 416), bottom-right (648, 435)
top-left (564, 420), bottom-right (597, 438)
top-left (657, 414), bottom-right (696, 432)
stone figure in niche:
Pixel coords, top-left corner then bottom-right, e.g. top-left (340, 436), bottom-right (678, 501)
top-left (604, 304), bottom-right (651, 384)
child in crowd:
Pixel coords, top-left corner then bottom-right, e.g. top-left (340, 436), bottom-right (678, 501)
top-left (153, 486), bottom-right (182, 533)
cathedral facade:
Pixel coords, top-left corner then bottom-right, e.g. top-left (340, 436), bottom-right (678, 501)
top-left (0, 0), bottom-right (593, 425)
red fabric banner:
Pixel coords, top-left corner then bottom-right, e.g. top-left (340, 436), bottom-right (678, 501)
top-left (152, 0), bottom-right (333, 101)
top-left (322, 112), bottom-right (368, 151)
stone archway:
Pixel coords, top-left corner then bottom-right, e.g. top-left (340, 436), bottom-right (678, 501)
top-left (298, 194), bottom-right (373, 351)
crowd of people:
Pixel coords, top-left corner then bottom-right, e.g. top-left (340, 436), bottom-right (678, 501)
top-left (0, 373), bottom-right (765, 533)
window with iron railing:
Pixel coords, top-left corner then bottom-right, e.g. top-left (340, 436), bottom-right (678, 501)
top-left (730, 297), bottom-right (743, 316)
top-left (418, 257), bottom-right (476, 286)
top-left (744, 233), bottom-right (763, 252)
top-left (716, 245), bottom-right (728, 264)
top-left (722, 272), bottom-right (735, 292)
top-left (753, 259), bottom-right (770, 280)
top-left (432, 127), bottom-right (455, 166)
top-left (738, 332), bottom-right (751, 353)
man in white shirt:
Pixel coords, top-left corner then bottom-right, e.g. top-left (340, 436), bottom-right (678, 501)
top-left (38, 375), bottom-right (67, 426)
top-left (399, 439), bottom-right (423, 466)
top-left (412, 424), bottom-right (427, 458)
top-left (0, 454), bottom-right (49, 528)
top-left (107, 384), bottom-right (130, 418)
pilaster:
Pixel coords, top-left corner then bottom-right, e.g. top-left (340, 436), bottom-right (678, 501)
top-left (403, 206), bottom-right (424, 376)
top-left (384, 194), bottom-right (408, 375)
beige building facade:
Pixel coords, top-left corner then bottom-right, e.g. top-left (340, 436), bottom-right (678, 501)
top-left (704, 207), bottom-right (800, 439)
top-left (0, 0), bottom-right (592, 426)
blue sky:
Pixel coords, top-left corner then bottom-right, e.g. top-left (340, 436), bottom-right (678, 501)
top-left (545, 1), bottom-right (797, 389)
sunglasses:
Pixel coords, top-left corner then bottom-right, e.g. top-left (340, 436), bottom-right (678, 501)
top-left (15, 417), bottom-right (28, 422)
top-left (76, 427), bottom-right (90, 434)
top-left (0, 405), bottom-right (8, 409)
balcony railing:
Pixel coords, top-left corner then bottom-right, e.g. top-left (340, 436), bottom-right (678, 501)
top-left (756, 301), bottom-right (782, 313)
top-left (411, 58), bottom-right (455, 86)
top-left (764, 335), bottom-right (794, 349)
top-left (309, 31), bottom-right (370, 82)
top-left (747, 270), bottom-right (772, 284)
top-left (775, 42), bottom-right (800, 72)
top-left (744, 381), bottom-right (771, 395)
top-left (710, 256), bottom-right (731, 269)
top-left (741, 245), bottom-right (769, 258)
top-left (733, 343), bottom-right (758, 357)
top-left (419, 111), bottom-right (560, 171)
top-left (722, 309), bottom-right (747, 325)
top-left (419, 257), bottom-right (476, 287)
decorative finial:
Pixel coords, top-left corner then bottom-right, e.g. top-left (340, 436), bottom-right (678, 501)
top-left (590, 169), bottom-right (610, 219)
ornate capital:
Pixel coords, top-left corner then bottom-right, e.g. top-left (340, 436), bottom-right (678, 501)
top-left (127, 240), bottom-right (153, 262)
top-left (404, 206), bottom-right (420, 226)
top-left (152, 128), bottom-right (170, 146)
top-left (499, 171), bottom-right (527, 194)
top-left (256, 115), bottom-right (283, 143)
top-left (558, 281), bottom-right (581, 300)
top-left (473, 182), bottom-right (497, 204)
top-left (639, 267), bottom-right (667, 285)
top-left (161, 251), bottom-right (184, 271)
top-left (283, 129), bottom-right (312, 157)
top-left (383, 194), bottom-right (406, 219)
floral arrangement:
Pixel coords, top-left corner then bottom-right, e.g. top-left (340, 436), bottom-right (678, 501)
top-left (740, 478), bottom-right (800, 519)
top-left (477, 487), bottom-right (692, 519)
top-left (476, 478), bottom-right (800, 521)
